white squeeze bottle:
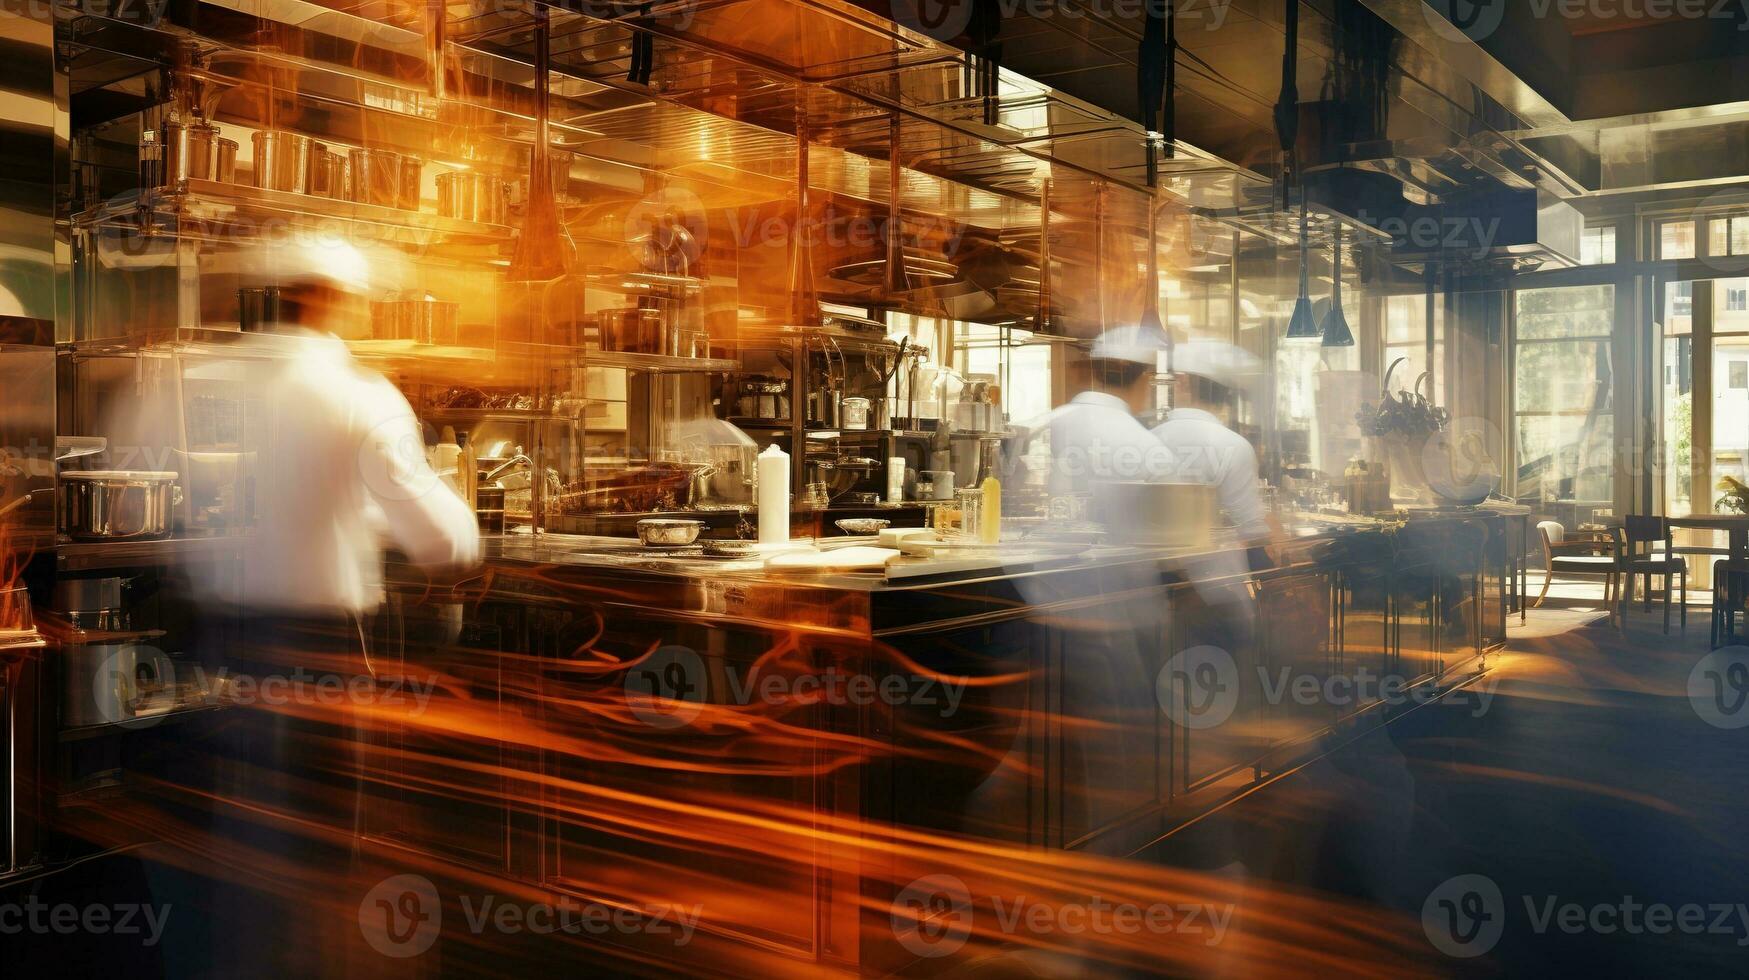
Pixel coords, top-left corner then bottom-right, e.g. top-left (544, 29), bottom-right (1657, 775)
top-left (757, 444), bottom-right (790, 544)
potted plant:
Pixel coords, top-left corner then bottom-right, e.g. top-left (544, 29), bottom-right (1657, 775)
top-left (1356, 358), bottom-right (1449, 502)
top-left (1717, 476), bottom-right (1749, 515)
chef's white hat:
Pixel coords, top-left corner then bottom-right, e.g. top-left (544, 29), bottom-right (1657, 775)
top-left (211, 240), bottom-right (375, 294)
top-left (1172, 338), bottom-right (1262, 388)
top-left (1088, 323), bottom-right (1171, 366)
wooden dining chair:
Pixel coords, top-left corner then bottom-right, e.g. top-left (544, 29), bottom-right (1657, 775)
top-left (1714, 559), bottom-right (1749, 649)
top-left (1621, 516), bottom-right (1688, 633)
top-left (1534, 520), bottom-right (1621, 626)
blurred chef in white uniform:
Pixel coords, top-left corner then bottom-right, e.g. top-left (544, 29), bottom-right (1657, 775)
top-left (1032, 324), bottom-right (1174, 493)
top-left (176, 242), bottom-right (479, 974)
top-left (985, 325), bottom-right (1174, 859)
top-left (1151, 339), bottom-right (1271, 548)
top-left (187, 242), bottom-right (480, 615)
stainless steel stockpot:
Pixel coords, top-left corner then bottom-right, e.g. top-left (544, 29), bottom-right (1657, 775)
top-left (57, 471), bottom-right (179, 541)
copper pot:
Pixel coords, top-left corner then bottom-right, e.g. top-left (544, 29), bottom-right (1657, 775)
top-left (371, 297), bottom-right (459, 345)
top-left (436, 171), bottom-right (508, 225)
top-left (252, 131), bottom-right (312, 193)
top-left (348, 147), bottom-right (401, 207)
top-left (397, 154), bottom-right (425, 210)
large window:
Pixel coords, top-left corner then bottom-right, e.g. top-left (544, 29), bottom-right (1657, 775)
top-left (1662, 279), bottom-right (1749, 520)
top-left (1661, 220), bottom-right (1698, 260)
top-left (1580, 226), bottom-right (1616, 266)
top-left (1384, 293), bottom-right (1444, 405)
top-left (1514, 286), bottom-right (1615, 503)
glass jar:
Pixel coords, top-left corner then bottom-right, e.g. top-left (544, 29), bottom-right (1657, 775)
top-left (954, 487), bottom-right (983, 539)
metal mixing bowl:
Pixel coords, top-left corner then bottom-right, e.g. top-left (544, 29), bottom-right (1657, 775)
top-left (636, 518), bottom-right (703, 547)
top-left (834, 518), bottom-right (891, 536)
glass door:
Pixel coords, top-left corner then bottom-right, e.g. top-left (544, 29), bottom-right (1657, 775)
top-left (1658, 277), bottom-right (1749, 587)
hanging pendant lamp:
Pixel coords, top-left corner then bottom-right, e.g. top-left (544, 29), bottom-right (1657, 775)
top-left (1286, 198), bottom-right (1320, 340)
top-left (1321, 225), bottom-right (1355, 347)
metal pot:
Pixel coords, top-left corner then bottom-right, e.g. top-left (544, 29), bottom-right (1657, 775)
top-left (50, 576), bottom-right (128, 632)
top-left (310, 148), bottom-right (347, 198)
top-left (183, 122), bottom-right (227, 182)
top-left (807, 388), bottom-right (841, 428)
top-left (397, 154), bottom-right (425, 210)
top-left (57, 471), bottom-right (179, 541)
top-left (371, 297), bottom-right (459, 345)
top-left (238, 286), bottom-right (281, 331)
top-left (600, 308), bottom-right (662, 353)
top-left (915, 470), bottom-right (955, 501)
top-left (348, 147), bottom-right (402, 207)
top-left (436, 170), bottom-right (507, 225)
top-left (156, 119), bottom-right (232, 186)
top-left (212, 137), bottom-right (238, 184)
top-left (252, 131), bottom-right (312, 193)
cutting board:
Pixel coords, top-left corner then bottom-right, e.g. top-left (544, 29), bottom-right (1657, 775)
top-left (764, 546), bottom-right (899, 573)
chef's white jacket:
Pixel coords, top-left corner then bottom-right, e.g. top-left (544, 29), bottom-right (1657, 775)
top-left (1038, 390), bottom-right (1176, 493)
top-left (1150, 407), bottom-right (1269, 540)
top-left (205, 331), bottom-right (480, 615)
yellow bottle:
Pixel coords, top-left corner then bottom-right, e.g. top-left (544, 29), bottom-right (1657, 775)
top-left (980, 476), bottom-right (1001, 544)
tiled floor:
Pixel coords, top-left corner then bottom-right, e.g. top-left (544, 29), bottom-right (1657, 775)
top-left (1148, 590), bottom-right (1749, 975)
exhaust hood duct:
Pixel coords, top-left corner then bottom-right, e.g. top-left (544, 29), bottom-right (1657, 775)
top-left (1138, 0), bottom-right (1177, 172)
top-left (1273, 0), bottom-right (1303, 205)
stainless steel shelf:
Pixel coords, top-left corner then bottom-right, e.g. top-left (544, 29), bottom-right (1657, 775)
top-left (56, 535), bottom-right (252, 572)
top-left (75, 180), bottom-right (514, 248)
top-left (499, 342), bottom-right (740, 374)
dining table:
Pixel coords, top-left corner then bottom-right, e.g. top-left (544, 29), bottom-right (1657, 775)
top-left (1666, 514), bottom-right (1749, 561)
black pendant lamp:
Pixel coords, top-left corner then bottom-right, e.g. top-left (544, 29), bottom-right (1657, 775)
top-left (1321, 225), bottom-right (1355, 347)
top-left (1285, 199), bottom-right (1320, 340)
top-left (1278, 0), bottom-right (1319, 341)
